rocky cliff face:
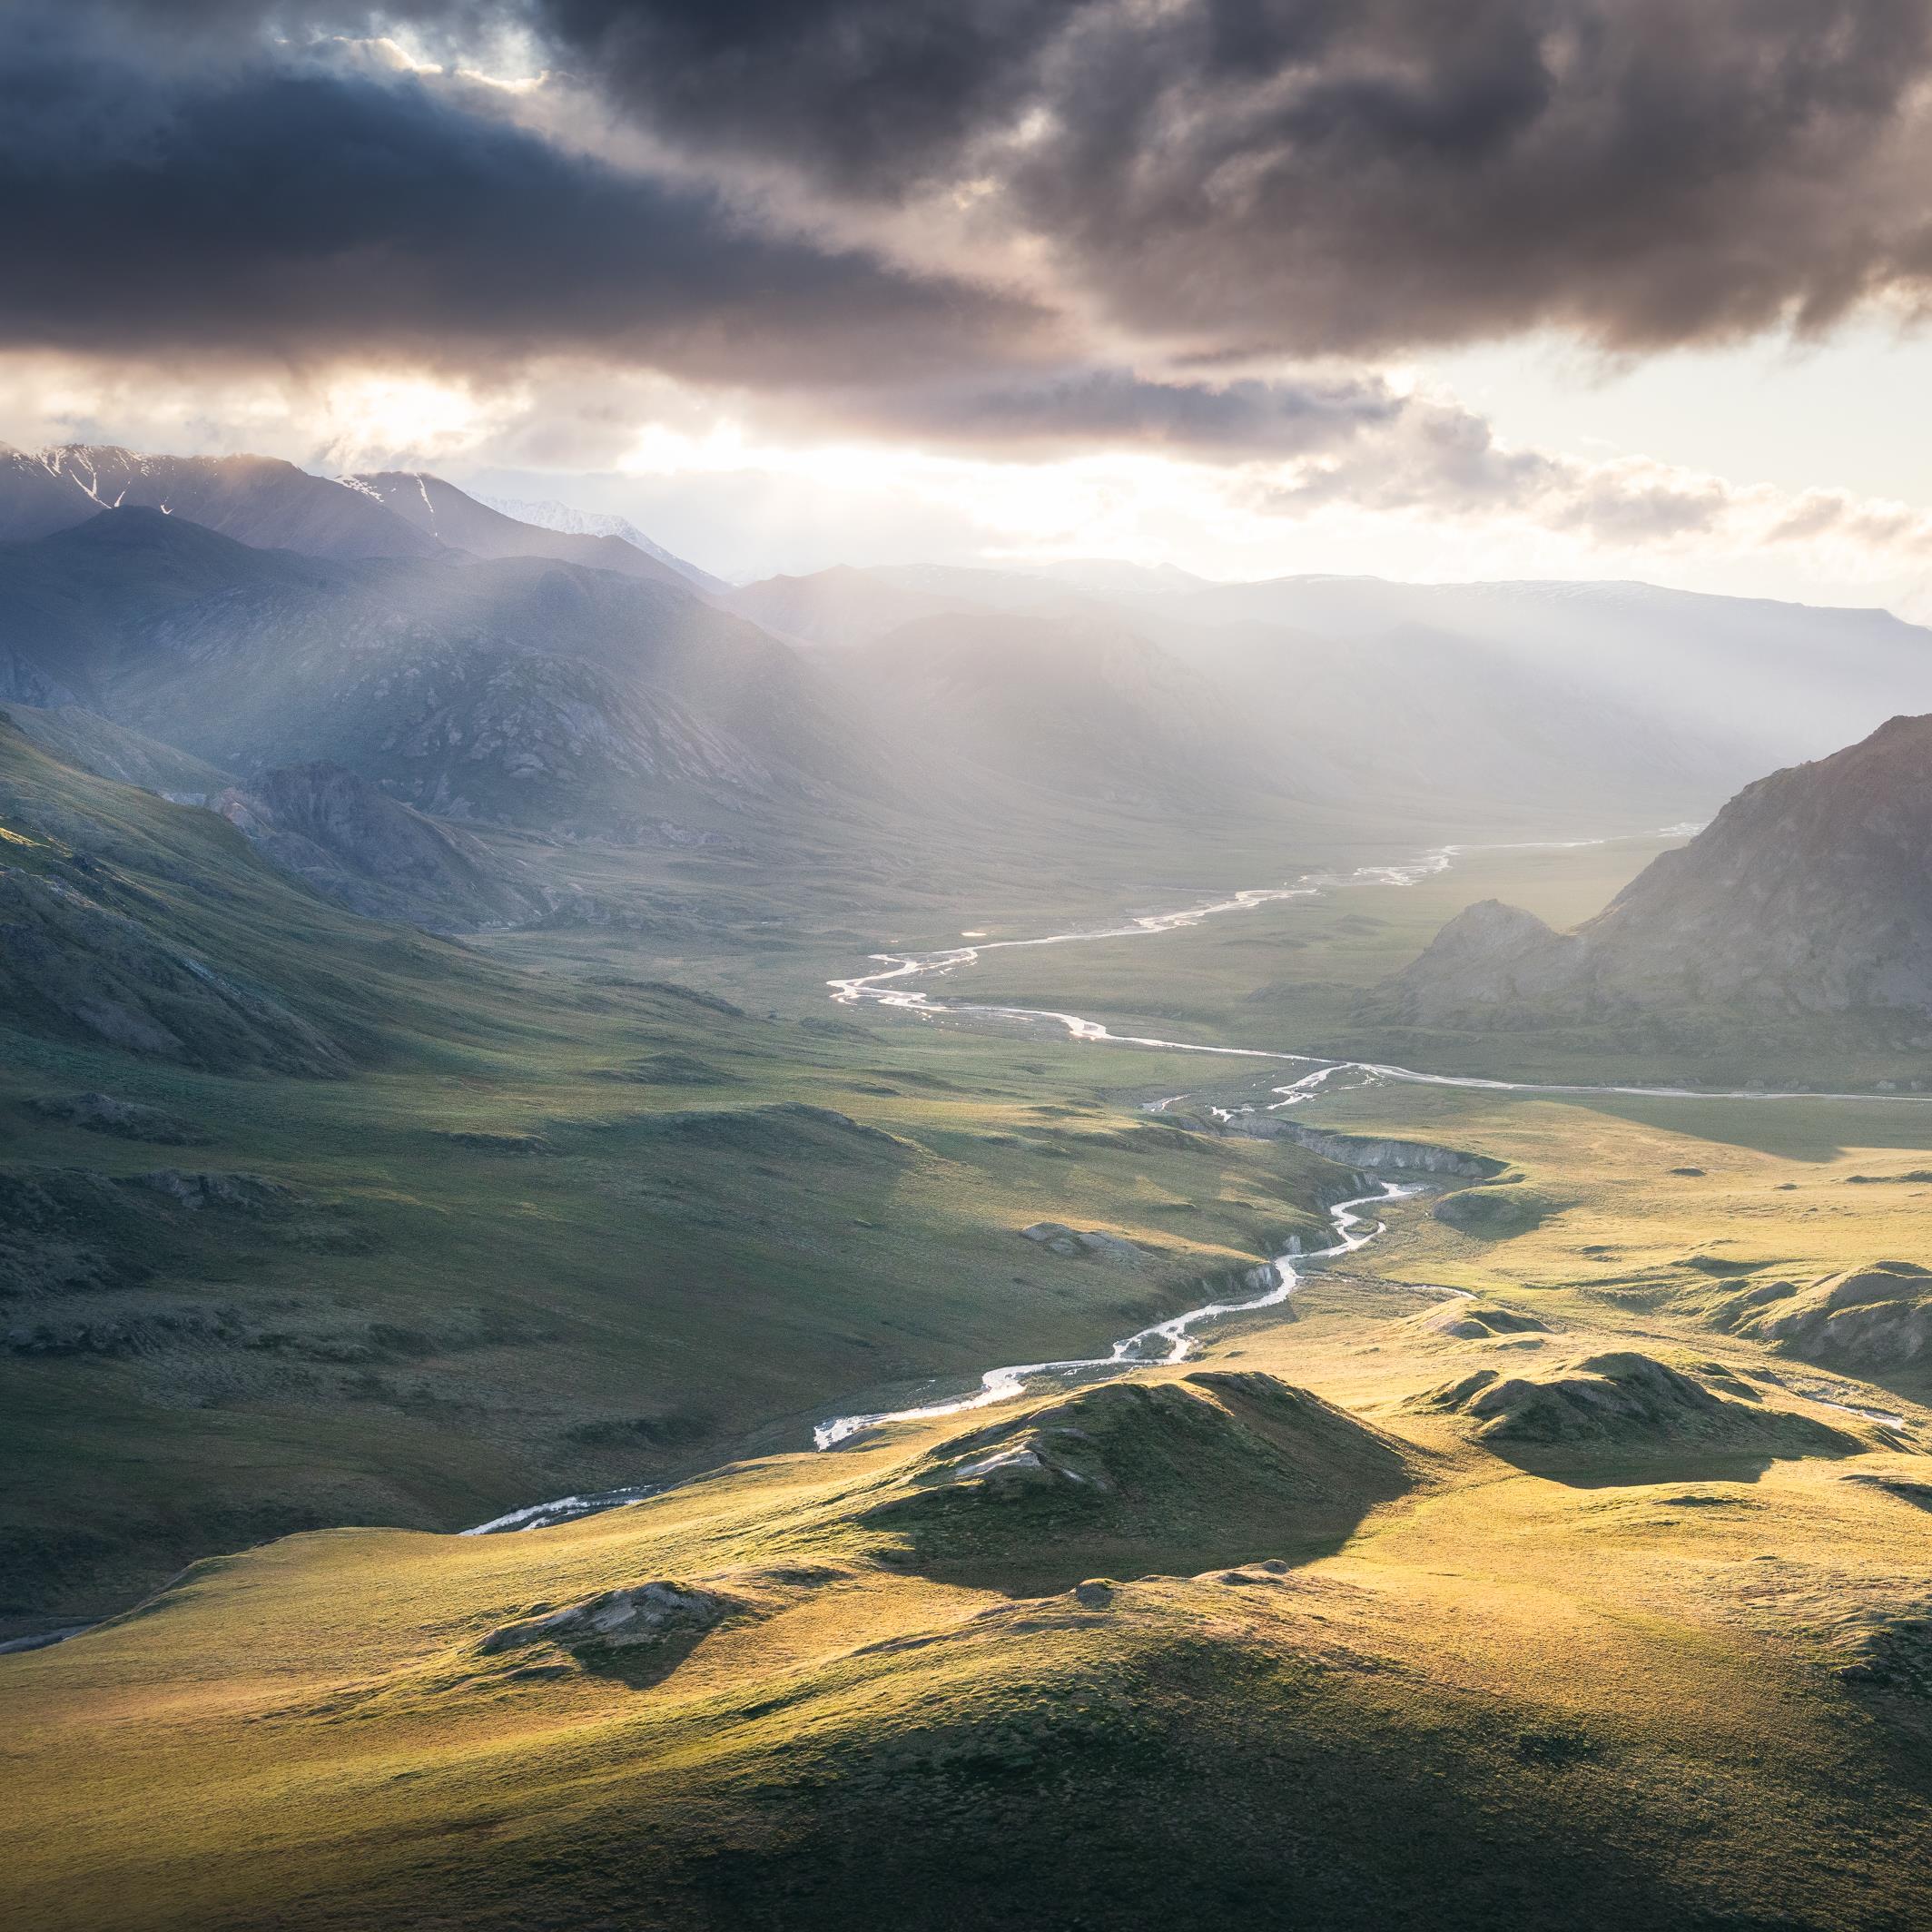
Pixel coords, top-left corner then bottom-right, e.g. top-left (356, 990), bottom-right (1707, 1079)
top-left (1382, 715), bottom-right (1932, 1023)
top-left (215, 764), bottom-right (547, 932)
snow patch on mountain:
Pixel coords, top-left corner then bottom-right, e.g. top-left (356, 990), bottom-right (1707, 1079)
top-left (477, 495), bottom-right (726, 594)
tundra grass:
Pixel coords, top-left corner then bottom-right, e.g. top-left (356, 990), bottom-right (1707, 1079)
top-left (11, 754), bottom-right (1932, 1927)
top-left (5, 1143), bottom-right (1929, 1929)
top-left (0, 727), bottom-right (1375, 1633)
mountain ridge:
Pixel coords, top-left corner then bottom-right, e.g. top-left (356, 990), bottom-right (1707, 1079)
top-left (1381, 713), bottom-right (1932, 1024)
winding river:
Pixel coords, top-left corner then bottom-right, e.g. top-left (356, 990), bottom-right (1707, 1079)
top-left (813, 1180), bottom-right (1413, 1448)
top-left (827, 832), bottom-right (1924, 1110)
top-left (469, 824), bottom-right (1925, 1532)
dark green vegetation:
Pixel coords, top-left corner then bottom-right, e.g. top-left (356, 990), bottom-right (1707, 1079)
top-left (0, 719), bottom-right (1363, 1635)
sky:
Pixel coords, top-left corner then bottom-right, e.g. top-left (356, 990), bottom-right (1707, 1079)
top-left (8, 1), bottom-right (1932, 604)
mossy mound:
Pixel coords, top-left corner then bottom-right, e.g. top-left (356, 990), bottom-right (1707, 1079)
top-left (862, 1371), bottom-right (1421, 1589)
top-left (1710, 1262), bottom-right (1932, 1367)
top-left (1422, 1301), bottom-right (1551, 1340)
top-left (1432, 1183), bottom-right (1558, 1238)
top-left (1411, 1351), bottom-right (1862, 1455)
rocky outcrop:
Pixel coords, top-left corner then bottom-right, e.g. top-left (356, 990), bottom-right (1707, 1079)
top-left (0, 1166), bottom-right (294, 1307)
top-left (1381, 715), bottom-right (1932, 1024)
top-left (1709, 1263), bottom-right (1932, 1367)
top-left (127, 1170), bottom-right (290, 1213)
top-left (25, 1092), bottom-right (208, 1145)
top-left (1020, 1223), bottom-right (1145, 1263)
top-left (215, 763), bottom-right (545, 932)
top-left (480, 1581), bottom-right (736, 1655)
top-left (1410, 1350), bottom-right (1860, 1454)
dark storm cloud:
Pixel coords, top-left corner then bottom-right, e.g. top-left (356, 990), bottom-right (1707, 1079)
top-left (864, 369), bottom-right (1408, 459)
top-left (13, 0), bottom-right (1932, 456)
top-left (0, 18), bottom-right (1048, 381)
top-left (532, 0), bottom-right (1932, 355)
top-left (533, 0), bottom-right (1097, 195)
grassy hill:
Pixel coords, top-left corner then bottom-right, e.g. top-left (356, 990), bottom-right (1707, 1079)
top-left (0, 722), bottom-right (1364, 1635)
top-left (7, 733), bottom-right (1932, 1926)
top-left (5, 1094), bottom-right (1929, 1928)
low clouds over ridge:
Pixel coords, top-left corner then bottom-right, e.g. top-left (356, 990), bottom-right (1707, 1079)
top-left (12, 0), bottom-right (1932, 586)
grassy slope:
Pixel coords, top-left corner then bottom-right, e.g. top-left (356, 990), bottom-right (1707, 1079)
top-left (5, 1115), bottom-right (1929, 1928)
top-left (0, 726), bottom-right (1365, 1633)
top-left (8, 814), bottom-right (1932, 1926)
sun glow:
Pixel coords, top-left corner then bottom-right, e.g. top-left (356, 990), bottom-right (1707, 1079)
top-left (314, 375), bottom-right (521, 471)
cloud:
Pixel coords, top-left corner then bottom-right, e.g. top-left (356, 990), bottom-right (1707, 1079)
top-left (12, 0), bottom-right (1932, 596)
top-left (537, 0), bottom-right (1932, 357)
top-left (28, 0), bottom-right (1932, 374)
top-left (0, 18), bottom-right (1051, 383)
top-left (532, 0), bottom-right (1095, 195)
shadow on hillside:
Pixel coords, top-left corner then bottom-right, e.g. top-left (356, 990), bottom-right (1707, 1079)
top-left (863, 1372), bottom-right (1424, 1597)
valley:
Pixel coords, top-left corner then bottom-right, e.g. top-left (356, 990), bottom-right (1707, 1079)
top-left (19, 12), bottom-right (1932, 1924)
top-left (7, 1045), bottom-right (1931, 1930)
top-left (4, 448), bottom-right (1932, 1931)
top-left (9, 759), bottom-right (1932, 1928)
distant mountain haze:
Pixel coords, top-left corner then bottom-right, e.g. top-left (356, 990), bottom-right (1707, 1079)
top-left (725, 564), bottom-right (978, 647)
top-left (4, 442), bottom-right (1932, 864)
top-left (0, 444), bottom-right (718, 592)
top-left (1149, 575), bottom-right (1932, 784)
top-left (0, 509), bottom-right (872, 836)
top-left (1384, 714), bottom-right (1932, 1022)
top-left (735, 559), bottom-right (1932, 828)
top-left (831, 607), bottom-right (1282, 814)
top-left (343, 471), bottom-right (715, 596)
top-left (475, 494), bottom-right (728, 596)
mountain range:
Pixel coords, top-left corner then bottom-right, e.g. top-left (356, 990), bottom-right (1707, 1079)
top-left (0, 444), bottom-right (720, 589)
top-left (0, 508), bottom-right (862, 838)
top-left (5, 440), bottom-right (1932, 932)
top-left (731, 558), bottom-right (1932, 829)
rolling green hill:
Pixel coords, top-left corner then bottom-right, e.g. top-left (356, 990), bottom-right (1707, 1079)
top-left (0, 721), bottom-right (1362, 1637)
